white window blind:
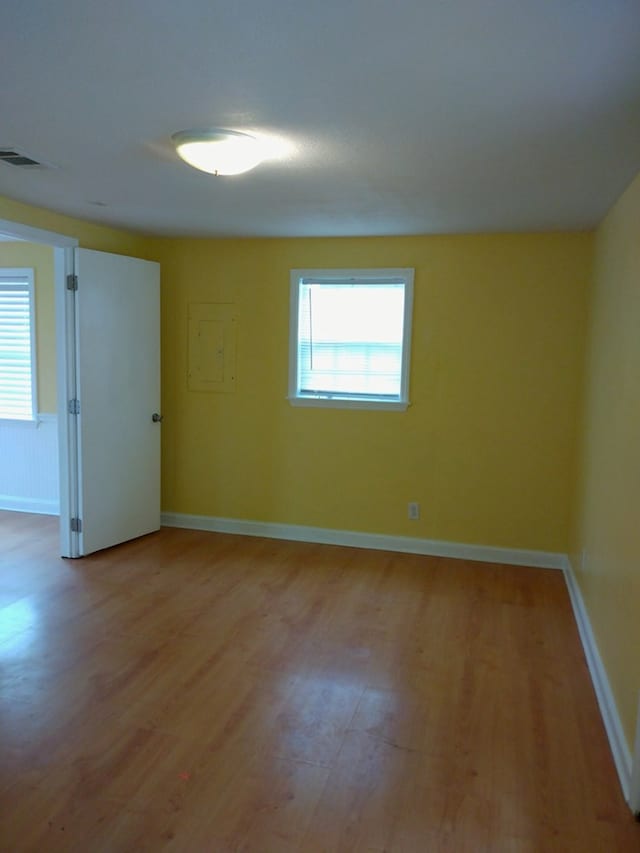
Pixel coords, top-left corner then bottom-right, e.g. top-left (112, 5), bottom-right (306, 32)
top-left (0, 270), bottom-right (37, 421)
top-left (290, 269), bottom-right (414, 410)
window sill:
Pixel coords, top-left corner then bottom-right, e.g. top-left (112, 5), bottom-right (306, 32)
top-left (288, 396), bottom-right (409, 412)
top-left (0, 414), bottom-right (53, 428)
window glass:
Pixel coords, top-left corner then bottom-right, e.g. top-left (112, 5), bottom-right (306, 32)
top-left (290, 269), bottom-right (413, 410)
top-left (0, 270), bottom-right (36, 421)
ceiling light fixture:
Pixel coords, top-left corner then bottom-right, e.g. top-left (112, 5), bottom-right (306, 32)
top-left (172, 128), bottom-right (264, 176)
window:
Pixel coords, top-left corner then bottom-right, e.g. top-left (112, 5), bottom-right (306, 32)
top-left (289, 268), bottom-right (414, 410)
top-left (0, 269), bottom-right (37, 421)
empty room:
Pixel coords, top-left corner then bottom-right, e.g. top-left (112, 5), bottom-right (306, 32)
top-left (1, 1), bottom-right (640, 851)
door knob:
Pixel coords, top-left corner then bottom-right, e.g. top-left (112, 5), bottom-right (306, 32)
top-left (152, 413), bottom-right (163, 423)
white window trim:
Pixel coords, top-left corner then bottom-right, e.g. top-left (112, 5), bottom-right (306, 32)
top-left (0, 267), bottom-right (38, 423)
top-left (288, 267), bottom-right (414, 411)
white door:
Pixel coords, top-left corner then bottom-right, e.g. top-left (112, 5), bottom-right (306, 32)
top-left (632, 694), bottom-right (640, 816)
top-left (74, 248), bottom-right (161, 555)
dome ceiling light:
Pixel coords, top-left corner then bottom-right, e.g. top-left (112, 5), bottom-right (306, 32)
top-left (172, 128), bottom-right (265, 176)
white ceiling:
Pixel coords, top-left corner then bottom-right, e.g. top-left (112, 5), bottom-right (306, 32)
top-left (1, 0), bottom-right (639, 238)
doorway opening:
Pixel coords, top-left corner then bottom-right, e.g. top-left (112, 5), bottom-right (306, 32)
top-left (0, 217), bottom-right (78, 556)
top-left (0, 217), bottom-right (162, 559)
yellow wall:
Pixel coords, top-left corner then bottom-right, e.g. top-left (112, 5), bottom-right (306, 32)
top-left (0, 195), bottom-right (153, 258)
top-left (571, 170), bottom-right (640, 749)
top-left (152, 232), bottom-right (592, 552)
top-left (0, 242), bottom-right (56, 412)
top-left (0, 193), bottom-right (594, 559)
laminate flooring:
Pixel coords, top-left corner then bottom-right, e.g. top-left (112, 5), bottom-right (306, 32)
top-left (1, 511), bottom-right (638, 851)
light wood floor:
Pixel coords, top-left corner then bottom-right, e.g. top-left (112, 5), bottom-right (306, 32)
top-left (1, 512), bottom-right (638, 852)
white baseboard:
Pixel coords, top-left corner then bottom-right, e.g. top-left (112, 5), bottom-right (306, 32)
top-left (160, 511), bottom-right (565, 569)
top-left (562, 556), bottom-right (633, 805)
top-left (0, 495), bottom-right (60, 515)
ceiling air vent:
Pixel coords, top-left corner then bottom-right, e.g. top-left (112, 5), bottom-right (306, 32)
top-left (0, 148), bottom-right (45, 167)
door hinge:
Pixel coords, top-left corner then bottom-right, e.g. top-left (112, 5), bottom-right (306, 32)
top-left (66, 274), bottom-right (78, 291)
top-left (68, 398), bottom-right (80, 415)
top-left (70, 517), bottom-right (82, 533)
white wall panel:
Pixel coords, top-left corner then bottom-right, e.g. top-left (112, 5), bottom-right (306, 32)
top-left (0, 414), bottom-right (59, 514)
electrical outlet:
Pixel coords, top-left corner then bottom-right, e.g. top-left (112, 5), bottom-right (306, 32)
top-left (408, 502), bottom-right (420, 520)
